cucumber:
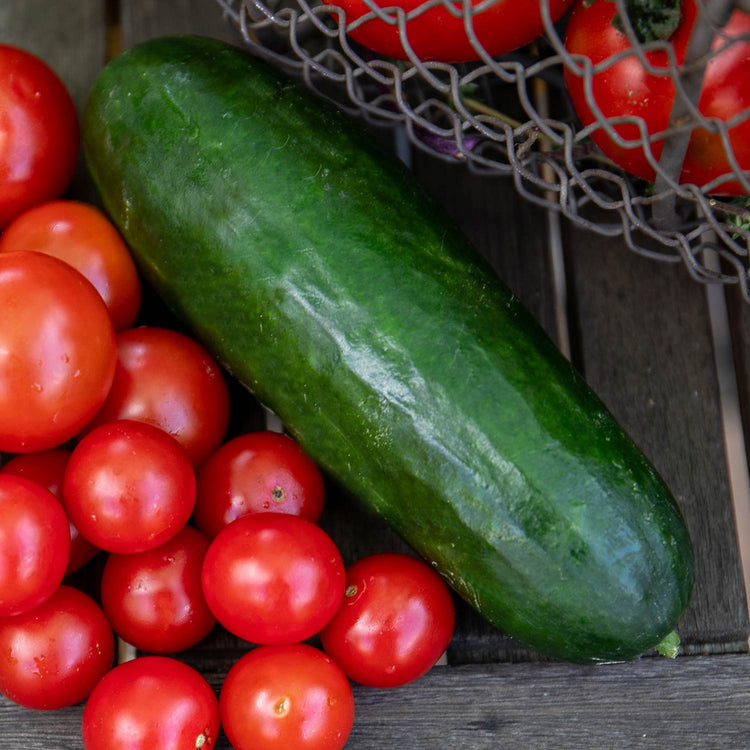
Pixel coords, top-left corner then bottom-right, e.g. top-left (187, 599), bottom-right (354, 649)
top-left (82, 35), bottom-right (694, 664)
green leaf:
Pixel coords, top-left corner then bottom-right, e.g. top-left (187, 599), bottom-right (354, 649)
top-left (608, 0), bottom-right (683, 43)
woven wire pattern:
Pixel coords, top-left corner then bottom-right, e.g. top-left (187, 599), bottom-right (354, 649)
top-left (216, 0), bottom-right (750, 299)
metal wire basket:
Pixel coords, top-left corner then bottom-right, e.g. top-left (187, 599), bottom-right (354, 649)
top-left (216, 0), bottom-right (750, 299)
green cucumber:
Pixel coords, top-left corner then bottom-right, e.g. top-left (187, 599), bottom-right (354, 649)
top-left (82, 35), bottom-right (694, 664)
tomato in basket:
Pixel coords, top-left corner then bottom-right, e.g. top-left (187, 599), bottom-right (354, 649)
top-left (563, 0), bottom-right (750, 195)
top-left (328, 0), bottom-right (573, 63)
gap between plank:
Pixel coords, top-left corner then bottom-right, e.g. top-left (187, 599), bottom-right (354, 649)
top-left (704, 245), bottom-right (750, 644)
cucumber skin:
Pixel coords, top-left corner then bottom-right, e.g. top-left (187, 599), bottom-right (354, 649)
top-left (82, 35), bottom-right (694, 664)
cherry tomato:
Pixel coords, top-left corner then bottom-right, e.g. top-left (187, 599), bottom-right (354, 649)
top-left (81, 655), bottom-right (220, 750)
top-left (0, 585), bottom-right (114, 710)
top-left (327, 0), bottom-right (572, 63)
top-left (320, 552), bottom-right (455, 688)
top-left (201, 513), bottom-right (345, 645)
top-left (0, 449), bottom-right (100, 575)
top-left (564, 0), bottom-right (750, 194)
top-left (62, 419), bottom-right (196, 554)
top-left (0, 45), bottom-right (79, 229)
top-left (83, 326), bottom-right (231, 466)
top-left (100, 525), bottom-right (215, 654)
top-left (0, 474), bottom-right (70, 617)
top-left (0, 200), bottom-right (142, 331)
top-left (193, 431), bottom-right (326, 539)
top-left (220, 643), bottom-right (354, 750)
top-left (0, 251), bottom-right (116, 453)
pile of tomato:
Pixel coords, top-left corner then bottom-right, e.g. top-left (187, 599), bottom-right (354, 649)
top-left (0, 44), bottom-right (456, 749)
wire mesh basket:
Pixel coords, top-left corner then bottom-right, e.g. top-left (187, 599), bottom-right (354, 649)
top-left (216, 0), bottom-right (750, 299)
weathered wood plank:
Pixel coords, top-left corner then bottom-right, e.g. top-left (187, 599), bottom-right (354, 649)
top-left (564, 213), bottom-right (750, 653)
top-left (3, 654), bottom-right (749, 749)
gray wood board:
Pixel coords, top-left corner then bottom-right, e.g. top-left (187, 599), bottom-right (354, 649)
top-left (563, 213), bottom-right (749, 652)
top-left (1, 654), bottom-right (749, 749)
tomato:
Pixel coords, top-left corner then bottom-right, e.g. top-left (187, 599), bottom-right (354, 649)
top-left (563, 0), bottom-right (750, 195)
top-left (0, 200), bottom-right (142, 331)
top-left (220, 643), bottom-right (354, 750)
top-left (320, 552), bottom-right (455, 688)
top-left (0, 449), bottom-right (100, 575)
top-left (0, 474), bottom-right (70, 617)
top-left (326, 0), bottom-right (573, 63)
top-left (193, 431), bottom-right (326, 539)
top-left (0, 45), bottom-right (79, 229)
top-left (100, 525), bottom-right (215, 654)
top-left (81, 655), bottom-right (220, 750)
top-left (0, 251), bottom-right (116, 453)
top-left (83, 326), bottom-right (231, 467)
top-left (0, 585), bottom-right (114, 710)
top-left (62, 420), bottom-right (196, 554)
top-left (201, 513), bottom-right (345, 645)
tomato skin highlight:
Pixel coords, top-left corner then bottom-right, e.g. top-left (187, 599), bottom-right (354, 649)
top-left (81, 655), bottom-right (220, 750)
top-left (0, 251), bottom-right (117, 453)
top-left (100, 525), bottom-right (216, 654)
top-left (0, 585), bottom-right (114, 710)
top-left (0, 474), bottom-right (70, 617)
top-left (193, 430), bottom-right (326, 538)
top-left (320, 552), bottom-right (455, 687)
top-left (0, 44), bottom-right (79, 229)
top-left (563, 0), bottom-right (750, 194)
top-left (83, 326), bottom-right (231, 467)
top-left (201, 513), bottom-right (345, 645)
top-left (328, 0), bottom-right (573, 63)
top-left (220, 643), bottom-right (355, 750)
top-left (0, 449), bottom-right (100, 575)
top-left (0, 200), bottom-right (142, 331)
top-left (63, 419), bottom-right (197, 554)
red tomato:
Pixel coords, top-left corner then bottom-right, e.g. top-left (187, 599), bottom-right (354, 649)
top-left (100, 525), bottom-right (215, 654)
top-left (82, 655), bottom-right (220, 750)
top-left (220, 643), bottom-right (354, 750)
top-left (327, 0), bottom-right (572, 62)
top-left (0, 251), bottom-right (116, 453)
top-left (0, 200), bottom-right (142, 331)
top-left (564, 0), bottom-right (750, 194)
top-left (62, 420), bottom-right (196, 554)
top-left (0, 474), bottom-right (70, 617)
top-left (320, 552), bottom-right (455, 688)
top-left (0, 45), bottom-right (79, 230)
top-left (0, 585), bottom-right (114, 710)
top-left (201, 513), bottom-right (345, 645)
top-left (83, 326), bottom-right (231, 467)
top-left (193, 431), bottom-right (326, 539)
top-left (0, 449), bottom-right (100, 575)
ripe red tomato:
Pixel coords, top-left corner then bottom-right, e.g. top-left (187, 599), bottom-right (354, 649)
top-left (81, 655), bottom-right (220, 750)
top-left (219, 643), bottom-right (354, 750)
top-left (563, 0), bottom-right (750, 194)
top-left (0, 474), bottom-right (70, 617)
top-left (0, 251), bottom-right (116, 453)
top-left (100, 525), bottom-right (216, 654)
top-left (0, 45), bottom-right (79, 229)
top-left (327, 0), bottom-right (572, 62)
top-left (201, 513), bottom-right (345, 645)
top-left (83, 326), bottom-right (231, 466)
top-left (0, 449), bottom-right (99, 575)
top-left (63, 419), bottom-right (196, 554)
top-left (0, 585), bottom-right (114, 710)
top-left (0, 200), bottom-right (142, 331)
top-left (193, 431), bottom-right (326, 539)
top-left (320, 552), bottom-right (455, 688)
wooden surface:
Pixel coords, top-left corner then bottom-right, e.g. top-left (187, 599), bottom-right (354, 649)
top-left (2, 0), bottom-right (750, 747)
